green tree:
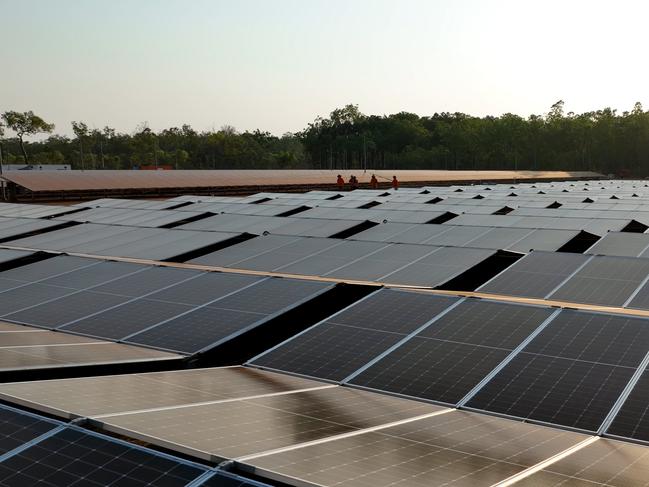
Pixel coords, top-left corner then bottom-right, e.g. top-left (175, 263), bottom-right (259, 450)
top-left (1, 111), bottom-right (54, 162)
top-left (71, 121), bottom-right (90, 169)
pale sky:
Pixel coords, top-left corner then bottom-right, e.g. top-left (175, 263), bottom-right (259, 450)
top-left (2, 0), bottom-right (648, 137)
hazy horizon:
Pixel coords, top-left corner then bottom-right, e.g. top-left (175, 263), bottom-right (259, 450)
top-left (4, 0), bottom-right (649, 138)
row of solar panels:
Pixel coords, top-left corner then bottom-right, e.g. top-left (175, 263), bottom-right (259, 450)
top-left (0, 321), bottom-right (180, 373)
top-left (0, 403), bottom-right (269, 487)
top-left (6, 230), bottom-right (649, 315)
top-left (0, 215), bottom-right (600, 258)
top-left (54, 200), bottom-right (649, 234)
top-left (0, 366), bottom-right (647, 486)
top-left (479, 250), bottom-right (649, 309)
top-left (248, 287), bottom-right (649, 440)
top-left (0, 254), bottom-right (332, 357)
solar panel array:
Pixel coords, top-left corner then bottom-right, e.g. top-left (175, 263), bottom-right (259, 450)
top-left (479, 250), bottom-right (649, 309)
top-left (191, 235), bottom-right (496, 288)
top-left (0, 255), bottom-right (333, 357)
top-left (6, 224), bottom-right (243, 261)
top-left (4, 179), bottom-right (649, 486)
top-left (56, 206), bottom-right (211, 228)
top-left (0, 403), bottom-right (271, 487)
top-left (4, 366), bottom-right (649, 487)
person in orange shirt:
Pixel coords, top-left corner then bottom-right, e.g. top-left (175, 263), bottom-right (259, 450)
top-left (370, 174), bottom-right (378, 189)
top-left (349, 175), bottom-right (358, 190)
top-left (392, 175), bottom-right (399, 190)
top-left (336, 174), bottom-right (344, 190)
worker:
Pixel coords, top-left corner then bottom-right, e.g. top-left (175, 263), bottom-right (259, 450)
top-left (349, 175), bottom-right (358, 190)
top-left (370, 174), bottom-right (378, 189)
top-left (336, 174), bottom-right (344, 190)
top-left (392, 175), bottom-right (399, 190)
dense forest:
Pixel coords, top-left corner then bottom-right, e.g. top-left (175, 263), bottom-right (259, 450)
top-left (1, 101), bottom-right (649, 176)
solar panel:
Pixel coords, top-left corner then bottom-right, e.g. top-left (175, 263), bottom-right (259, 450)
top-left (467, 310), bottom-right (649, 431)
top-left (0, 256), bottom-right (97, 283)
top-left (205, 278), bottom-right (330, 315)
top-left (513, 439), bottom-right (649, 486)
top-left (197, 237), bottom-right (341, 272)
top-left (423, 225), bottom-right (493, 246)
top-left (37, 261), bottom-right (146, 290)
top-left (245, 410), bottom-right (587, 487)
top-left (0, 342), bottom-right (179, 373)
top-left (144, 272), bottom-right (263, 306)
top-left (188, 235), bottom-right (300, 267)
top-left (7, 223), bottom-right (242, 261)
top-left (0, 203), bottom-right (73, 219)
top-left (326, 244), bottom-right (439, 281)
top-left (251, 290), bottom-right (459, 381)
top-left (585, 231), bottom-right (649, 257)
top-left (446, 214), bottom-right (522, 227)
top-left (276, 240), bottom-right (387, 276)
top-left (623, 278), bottom-right (649, 311)
top-left (606, 369), bottom-right (649, 441)
top-left (548, 255), bottom-right (649, 306)
top-left (62, 227), bottom-right (162, 254)
top-left (346, 222), bottom-right (419, 243)
top-left (271, 218), bottom-right (368, 238)
top-left (0, 427), bottom-right (208, 486)
top-left (0, 367), bottom-right (325, 418)
top-left (90, 266), bottom-right (201, 297)
top-left (95, 229), bottom-right (240, 261)
top-left (350, 301), bottom-right (554, 404)
top-left (125, 309), bottom-right (267, 354)
top-left (60, 299), bottom-right (193, 340)
top-left (458, 227), bottom-right (534, 249)
top-left (96, 387), bottom-right (442, 461)
top-left (0, 330), bottom-right (97, 347)
top-left (8, 224), bottom-right (138, 251)
top-left (0, 405), bottom-right (58, 455)
top-left (126, 279), bottom-right (331, 354)
top-left (505, 229), bottom-right (582, 253)
top-left (0, 284), bottom-right (77, 316)
top-left (381, 246), bottom-right (495, 287)
top-left (2, 291), bottom-right (133, 329)
top-left (478, 251), bottom-right (591, 298)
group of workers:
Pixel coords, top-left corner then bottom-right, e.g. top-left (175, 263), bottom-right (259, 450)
top-left (336, 174), bottom-right (399, 191)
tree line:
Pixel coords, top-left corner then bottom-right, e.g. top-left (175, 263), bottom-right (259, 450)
top-left (1, 101), bottom-right (649, 176)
